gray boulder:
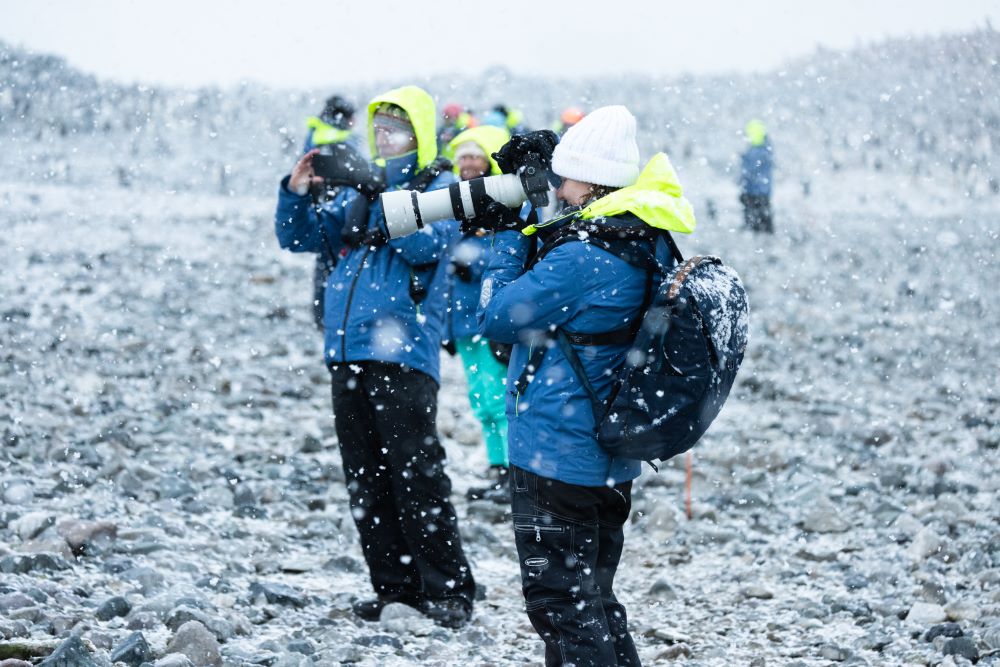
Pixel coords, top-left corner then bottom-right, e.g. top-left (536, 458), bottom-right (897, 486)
top-left (109, 632), bottom-right (152, 667)
top-left (164, 620), bottom-right (222, 667)
top-left (248, 582), bottom-right (307, 608)
top-left (37, 636), bottom-right (97, 667)
top-left (0, 554), bottom-right (71, 574)
top-left (153, 655), bottom-right (195, 667)
top-left (94, 596), bottom-right (131, 621)
top-left (942, 636), bottom-right (979, 662)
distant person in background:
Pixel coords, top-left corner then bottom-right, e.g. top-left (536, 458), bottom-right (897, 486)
top-left (739, 119), bottom-right (774, 233)
top-left (303, 95), bottom-right (362, 153)
top-left (552, 106), bottom-right (585, 136)
top-left (437, 102), bottom-right (475, 152)
top-left (302, 95), bottom-right (365, 329)
top-left (443, 125), bottom-right (512, 504)
top-left (492, 103), bottom-right (530, 136)
top-left (480, 108), bottom-right (509, 130)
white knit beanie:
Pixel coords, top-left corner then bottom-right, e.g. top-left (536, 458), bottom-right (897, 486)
top-left (551, 105), bottom-right (640, 187)
top-left (453, 140), bottom-right (488, 161)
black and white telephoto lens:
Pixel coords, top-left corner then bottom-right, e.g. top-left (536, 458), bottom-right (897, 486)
top-left (380, 173), bottom-right (527, 238)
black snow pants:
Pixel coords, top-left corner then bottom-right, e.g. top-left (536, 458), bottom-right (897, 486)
top-left (741, 193), bottom-right (773, 233)
top-left (510, 465), bottom-right (640, 667)
top-left (329, 360), bottom-right (475, 608)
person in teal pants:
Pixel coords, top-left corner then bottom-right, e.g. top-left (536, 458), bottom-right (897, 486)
top-left (444, 125), bottom-right (512, 503)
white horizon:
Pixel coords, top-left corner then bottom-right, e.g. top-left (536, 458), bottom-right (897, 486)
top-left (1, 0), bottom-right (997, 90)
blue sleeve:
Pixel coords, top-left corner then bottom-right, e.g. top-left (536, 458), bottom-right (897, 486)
top-left (466, 249), bottom-right (488, 283)
top-left (387, 218), bottom-right (460, 267)
top-left (274, 176), bottom-right (347, 255)
top-left (385, 172), bottom-right (461, 267)
top-left (451, 235), bottom-right (490, 282)
top-left (478, 232), bottom-right (585, 344)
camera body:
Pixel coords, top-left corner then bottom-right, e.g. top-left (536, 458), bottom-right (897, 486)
top-left (380, 156), bottom-right (556, 239)
top-left (517, 154), bottom-right (552, 208)
top-left (311, 143), bottom-right (385, 200)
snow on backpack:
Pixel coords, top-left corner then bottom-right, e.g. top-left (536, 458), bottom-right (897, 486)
top-left (525, 219), bottom-right (749, 463)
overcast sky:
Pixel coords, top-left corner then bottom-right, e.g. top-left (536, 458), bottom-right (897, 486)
top-left (2, 0), bottom-right (998, 89)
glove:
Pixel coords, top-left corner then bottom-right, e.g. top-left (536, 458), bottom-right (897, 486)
top-left (492, 130), bottom-right (559, 175)
top-left (462, 197), bottom-right (527, 234)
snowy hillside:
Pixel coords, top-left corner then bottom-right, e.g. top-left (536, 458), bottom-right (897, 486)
top-left (1, 29), bottom-right (998, 197)
top-left (1, 30), bottom-right (999, 667)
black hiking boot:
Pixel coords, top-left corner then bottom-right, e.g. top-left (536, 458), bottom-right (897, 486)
top-left (351, 597), bottom-right (389, 622)
top-left (351, 596), bottom-right (421, 622)
top-left (420, 598), bottom-right (473, 629)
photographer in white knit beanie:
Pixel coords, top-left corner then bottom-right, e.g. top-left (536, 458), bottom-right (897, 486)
top-left (551, 104), bottom-right (641, 207)
top-left (477, 103), bottom-right (662, 667)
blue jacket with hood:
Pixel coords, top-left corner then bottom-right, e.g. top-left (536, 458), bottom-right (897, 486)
top-left (275, 86), bottom-right (459, 383)
top-left (478, 154), bottom-right (696, 487)
top-left (448, 234), bottom-right (491, 340)
top-left (443, 126), bottom-right (510, 341)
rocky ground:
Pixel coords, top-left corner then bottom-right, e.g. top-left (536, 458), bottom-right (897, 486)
top-left (1, 170), bottom-right (999, 667)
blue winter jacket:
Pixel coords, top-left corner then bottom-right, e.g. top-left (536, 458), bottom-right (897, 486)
top-left (274, 160), bottom-right (459, 384)
top-left (447, 233), bottom-right (491, 341)
top-left (478, 216), bottom-right (658, 487)
top-left (740, 141), bottom-right (774, 197)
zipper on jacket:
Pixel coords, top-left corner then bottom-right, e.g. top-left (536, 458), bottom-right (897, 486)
top-left (339, 245), bottom-right (373, 362)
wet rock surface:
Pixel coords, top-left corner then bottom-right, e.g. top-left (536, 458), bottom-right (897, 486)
top-left (108, 632), bottom-right (152, 667)
top-left (1, 165), bottom-right (999, 667)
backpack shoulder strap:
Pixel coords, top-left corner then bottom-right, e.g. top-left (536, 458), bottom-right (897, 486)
top-left (513, 221), bottom-right (659, 404)
top-left (662, 231), bottom-right (685, 264)
top-left (556, 330), bottom-right (604, 418)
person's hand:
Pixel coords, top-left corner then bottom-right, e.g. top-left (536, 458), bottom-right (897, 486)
top-left (288, 149), bottom-right (325, 195)
top-left (492, 130), bottom-right (559, 175)
top-left (463, 198), bottom-right (527, 234)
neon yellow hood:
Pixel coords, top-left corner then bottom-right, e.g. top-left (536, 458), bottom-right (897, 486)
top-left (366, 85), bottom-right (438, 169)
top-left (446, 125), bottom-right (510, 176)
top-left (578, 153), bottom-right (696, 234)
top-left (305, 116), bottom-right (353, 145)
top-left (745, 119), bottom-right (767, 146)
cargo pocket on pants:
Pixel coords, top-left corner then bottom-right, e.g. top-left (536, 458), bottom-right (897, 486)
top-left (513, 517), bottom-right (579, 606)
